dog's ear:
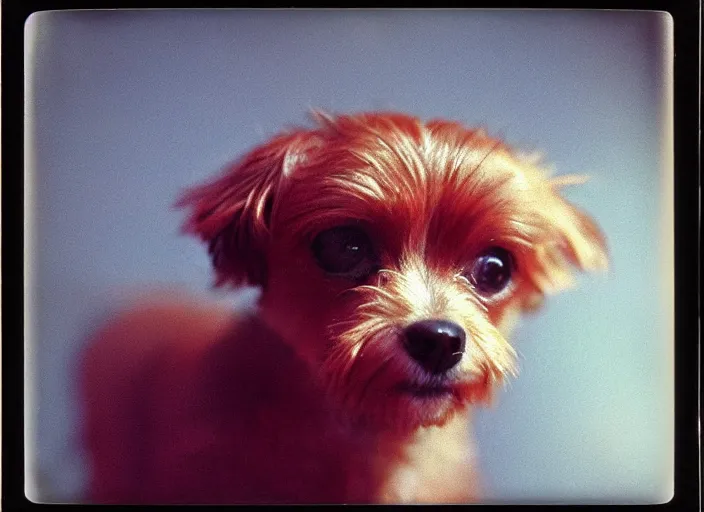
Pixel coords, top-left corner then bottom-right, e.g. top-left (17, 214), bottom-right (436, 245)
top-left (176, 131), bottom-right (320, 288)
top-left (522, 177), bottom-right (609, 298)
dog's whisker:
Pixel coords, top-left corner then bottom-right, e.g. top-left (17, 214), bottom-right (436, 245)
top-left (457, 292), bottom-right (488, 314)
top-left (334, 287), bottom-right (361, 300)
top-left (353, 285), bottom-right (395, 302)
top-left (377, 268), bottom-right (404, 281)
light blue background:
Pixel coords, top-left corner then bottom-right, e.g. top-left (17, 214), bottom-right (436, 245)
top-left (25, 9), bottom-right (673, 504)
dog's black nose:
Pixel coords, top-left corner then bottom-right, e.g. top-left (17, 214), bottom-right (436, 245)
top-left (403, 320), bottom-right (466, 374)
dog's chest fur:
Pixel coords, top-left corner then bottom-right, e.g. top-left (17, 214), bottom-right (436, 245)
top-left (112, 309), bottom-right (478, 503)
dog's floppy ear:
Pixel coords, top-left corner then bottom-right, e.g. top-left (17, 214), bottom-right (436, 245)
top-left (523, 175), bottom-right (609, 298)
top-left (176, 131), bottom-right (319, 288)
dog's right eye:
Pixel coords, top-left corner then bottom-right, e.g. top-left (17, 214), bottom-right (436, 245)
top-left (311, 226), bottom-right (378, 280)
top-left (466, 246), bottom-right (515, 297)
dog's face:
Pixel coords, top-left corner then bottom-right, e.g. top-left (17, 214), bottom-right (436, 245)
top-left (179, 112), bottom-right (608, 433)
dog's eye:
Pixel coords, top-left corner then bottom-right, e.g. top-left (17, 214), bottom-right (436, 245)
top-left (467, 247), bottom-right (515, 295)
top-left (311, 226), bottom-right (378, 279)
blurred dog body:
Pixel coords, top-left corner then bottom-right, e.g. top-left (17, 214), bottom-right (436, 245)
top-left (82, 293), bottom-right (479, 503)
top-left (81, 111), bottom-right (607, 504)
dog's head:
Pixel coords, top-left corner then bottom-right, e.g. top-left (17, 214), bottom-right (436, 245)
top-left (178, 111), bottom-right (608, 433)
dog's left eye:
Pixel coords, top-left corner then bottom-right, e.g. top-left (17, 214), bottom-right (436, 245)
top-left (311, 226), bottom-right (379, 280)
top-left (466, 247), bottom-right (515, 296)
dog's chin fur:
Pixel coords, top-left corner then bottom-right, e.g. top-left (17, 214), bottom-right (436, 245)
top-left (316, 328), bottom-right (490, 435)
top-left (83, 111), bottom-right (608, 504)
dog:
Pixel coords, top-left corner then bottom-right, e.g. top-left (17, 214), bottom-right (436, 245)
top-left (80, 111), bottom-right (608, 504)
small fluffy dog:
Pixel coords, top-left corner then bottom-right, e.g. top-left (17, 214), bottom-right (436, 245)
top-left (81, 111), bottom-right (608, 504)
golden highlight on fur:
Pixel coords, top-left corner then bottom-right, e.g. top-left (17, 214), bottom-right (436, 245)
top-left (83, 110), bottom-right (608, 504)
top-left (180, 111), bottom-right (607, 292)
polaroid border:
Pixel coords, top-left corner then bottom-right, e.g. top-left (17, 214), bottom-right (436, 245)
top-left (2, 1), bottom-right (699, 511)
